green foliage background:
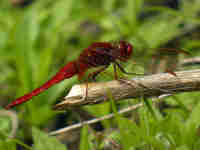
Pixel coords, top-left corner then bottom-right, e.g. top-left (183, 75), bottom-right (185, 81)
top-left (1, 0), bottom-right (200, 149)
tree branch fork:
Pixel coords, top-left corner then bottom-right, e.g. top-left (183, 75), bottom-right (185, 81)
top-left (54, 69), bottom-right (200, 110)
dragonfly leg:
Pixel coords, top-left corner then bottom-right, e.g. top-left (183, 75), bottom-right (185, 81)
top-left (115, 61), bottom-right (171, 94)
top-left (83, 66), bottom-right (109, 100)
top-left (113, 63), bottom-right (118, 80)
top-left (113, 62), bottom-right (148, 93)
top-left (114, 61), bottom-right (144, 76)
top-left (87, 65), bottom-right (109, 81)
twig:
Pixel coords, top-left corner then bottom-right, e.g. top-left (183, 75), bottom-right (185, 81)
top-left (50, 94), bottom-right (171, 136)
top-left (54, 69), bottom-right (200, 110)
top-left (180, 57), bottom-right (200, 66)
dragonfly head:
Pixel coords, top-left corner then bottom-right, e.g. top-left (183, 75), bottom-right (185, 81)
top-left (118, 41), bottom-right (133, 61)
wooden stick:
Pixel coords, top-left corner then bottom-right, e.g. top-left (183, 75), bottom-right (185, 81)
top-left (54, 69), bottom-right (200, 110)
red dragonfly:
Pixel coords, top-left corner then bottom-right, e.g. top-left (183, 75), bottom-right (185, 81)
top-left (5, 41), bottom-right (134, 109)
top-left (5, 41), bottom-right (189, 109)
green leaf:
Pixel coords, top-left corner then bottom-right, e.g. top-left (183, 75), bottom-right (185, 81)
top-left (0, 139), bottom-right (16, 150)
top-left (186, 100), bottom-right (200, 129)
top-left (175, 145), bottom-right (190, 150)
top-left (80, 126), bottom-right (90, 150)
top-left (32, 127), bottom-right (67, 150)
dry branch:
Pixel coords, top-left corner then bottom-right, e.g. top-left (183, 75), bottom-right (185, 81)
top-left (180, 57), bottom-right (200, 66)
top-left (50, 97), bottom-right (166, 136)
top-left (54, 69), bottom-right (200, 110)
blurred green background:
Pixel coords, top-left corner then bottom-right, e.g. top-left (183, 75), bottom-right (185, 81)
top-left (1, 0), bottom-right (200, 149)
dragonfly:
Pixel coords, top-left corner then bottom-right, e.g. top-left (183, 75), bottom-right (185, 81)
top-left (5, 41), bottom-right (135, 109)
top-left (5, 40), bottom-right (189, 109)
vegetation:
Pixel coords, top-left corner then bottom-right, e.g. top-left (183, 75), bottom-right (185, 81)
top-left (1, 0), bottom-right (200, 149)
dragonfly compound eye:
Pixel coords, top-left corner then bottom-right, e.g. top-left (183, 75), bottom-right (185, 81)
top-left (118, 41), bottom-right (133, 59)
top-left (126, 43), bottom-right (133, 57)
